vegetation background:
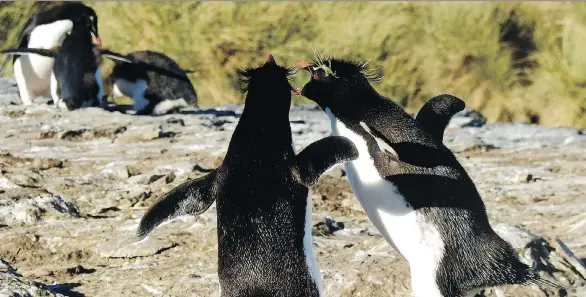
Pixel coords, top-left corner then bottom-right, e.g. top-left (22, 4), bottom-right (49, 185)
top-left (1, 1), bottom-right (585, 128)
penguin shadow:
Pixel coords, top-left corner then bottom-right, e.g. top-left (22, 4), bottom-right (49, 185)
top-left (177, 107), bottom-right (240, 118)
top-left (101, 104), bottom-right (243, 118)
top-left (45, 283), bottom-right (85, 297)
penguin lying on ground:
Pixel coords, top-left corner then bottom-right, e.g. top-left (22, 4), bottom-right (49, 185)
top-left (296, 53), bottom-right (561, 297)
top-left (0, 2), bottom-right (100, 106)
top-left (107, 50), bottom-right (198, 115)
top-left (137, 54), bottom-right (358, 297)
top-left (1, 26), bottom-right (191, 111)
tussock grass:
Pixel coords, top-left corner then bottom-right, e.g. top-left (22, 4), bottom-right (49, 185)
top-left (1, 2), bottom-right (585, 127)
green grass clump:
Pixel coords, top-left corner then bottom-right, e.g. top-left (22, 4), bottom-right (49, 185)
top-left (1, 2), bottom-right (585, 127)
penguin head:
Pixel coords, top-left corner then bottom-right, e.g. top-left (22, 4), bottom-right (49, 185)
top-left (297, 52), bottom-right (382, 115)
top-left (237, 54), bottom-right (296, 108)
top-left (41, 3), bottom-right (101, 46)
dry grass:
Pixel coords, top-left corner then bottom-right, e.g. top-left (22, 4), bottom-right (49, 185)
top-left (1, 2), bottom-right (585, 127)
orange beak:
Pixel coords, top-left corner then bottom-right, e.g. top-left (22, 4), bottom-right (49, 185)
top-left (296, 60), bottom-right (313, 68)
top-left (92, 33), bottom-right (102, 47)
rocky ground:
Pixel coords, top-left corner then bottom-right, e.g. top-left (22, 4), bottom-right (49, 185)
top-left (0, 76), bottom-right (585, 297)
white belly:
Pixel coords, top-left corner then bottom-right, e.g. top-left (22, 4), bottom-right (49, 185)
top-left (113, 78), bottom-right (149, 112)
top-left (19, 20), bottom-right (74, 85)
top-left (324, 108), bottom-right (445, 297)
top-left (293, 141), bottom-right (323, 296)
top-left (303, 190), bottom-right (322, 296)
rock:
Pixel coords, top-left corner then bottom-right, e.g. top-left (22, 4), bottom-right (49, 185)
top-left (96, 236), bottom-right (177, 258)
top-left (3, 172), bottom-right (40, 188)
top-left (127, 174), bottom-right (165, 185)
top-left (313, 217), bottom-right (345, 236)
top-left (0, 258), bottom-right (68, 297)
top-left (491, 224), bottom-right (586, 296)
top-left (513, 173), bottom-right (537, 183)
top-left (65, 265), bottom-right (96, 276)
top-left (323, 164), bottom-right (346, 179)
top-left (0, 175), bottom-right (19, 190)
top-left (0, 194), bottom-right (80, 226)
top-left (449, 108), bottom-right (487, 128)
top-left (101, 164), bottom-right (130, 180)
top-left (165, 172), bottom-right (176, 184)
top-left (32, 158), bottom-right (63, 170)
top-left (493, 224), bottom-right (540, 249)
top-left (115, 125), bottom-right (162, 143)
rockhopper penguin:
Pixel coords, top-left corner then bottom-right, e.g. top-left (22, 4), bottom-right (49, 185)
top-left (107, 50), bottom-right (198, 115)
top-left (297, 53), bottom-right (560, 297)
top-left (1, 18), bottom-right (127, 110)
top-left (137, 54), bottom-right (358, 297)
top-left (0, 3), bottom-right (101, 105)
top-left (1, 30), bottom-right (192, 111)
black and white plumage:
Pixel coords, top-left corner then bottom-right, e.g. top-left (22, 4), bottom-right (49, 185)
top-left (298, 55), bottom-right (559, 297)
top-left (1, 18), bottom-right (128, 110)
top-left (2, 35), bottom-right (191, 111)
top-left (415, 94), bottom-right (465, 143)
top-left (107, 50), bottom-right (198, 115)
top-left (0, 2), bottom-right (100, 106)
top-left (137, 54), bottom-right (358, 297)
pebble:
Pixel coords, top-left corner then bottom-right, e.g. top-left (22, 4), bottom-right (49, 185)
top-left (101, 164), bottom-right (130, 180)
top-left (32, 158), bottom-right (63, 170)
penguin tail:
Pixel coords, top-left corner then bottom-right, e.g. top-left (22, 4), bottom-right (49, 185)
top-left (527, 274), bottom-right (566, 292)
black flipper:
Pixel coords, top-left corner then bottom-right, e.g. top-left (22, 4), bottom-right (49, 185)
top-left (137, 169), bottom-right (219, 239)
top-left (415, 94), bottom-right (465, 142)
top-left (359, 121), bottom-right (462, 179)
top-left (296, 136), bottom-right (358, 186)
top-left (138, 62), bottom-right (192, 83)
top-left (0, 48), bottom-right (57, 58)
top-left (99, 49), bottom-right (134, 63)
top-left (103, 49), bottom-right (192, 83)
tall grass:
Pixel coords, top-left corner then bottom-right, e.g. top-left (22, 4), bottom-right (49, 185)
top-left (1, 2), bottom-right (585, 127)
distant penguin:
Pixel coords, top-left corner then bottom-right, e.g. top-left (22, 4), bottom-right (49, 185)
top-left (298, 54), bottom-right (559, 297)
top-left (137, 54), bottom-right (358, 297)
top-left (0, 3), bottom-right (100, 106)
top-left (1, 18), bottom-right (129, 110)
top-left (2, 35), bottom-right (191, 110)
top-left (107, 50), bottom-right (198, 115)
top-left (415, 94), bottom-right (465, 143)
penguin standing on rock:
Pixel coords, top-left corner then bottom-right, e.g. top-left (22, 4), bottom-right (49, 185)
top-left (0, 3), bottom-right (101, 105)
top-left (137, 54), bottom-right (358, 297)
top-left (297, 53), bottom-right (560, 297)
top-left (107, 50), bottom-right (198, 115)
top-left (2, 28), bottom-right (191, 110)
top-left (1, 17), bottom-right (128, 110)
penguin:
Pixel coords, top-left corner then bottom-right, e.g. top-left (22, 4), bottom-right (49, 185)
top-left (1, 17), bottom-right (126, 110)
top-left (137, 54), bottom-right (358, 297)
top-left (1, 27), bottom-right (191, 111)
top-left (296, 54), bottom-right (560, 297)
top-left (0, 2), bottom-right (100, 106)
top-left (415, 94), bottom-right (465, 143)
top-left (107, 50), bottom-right (198, 115)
